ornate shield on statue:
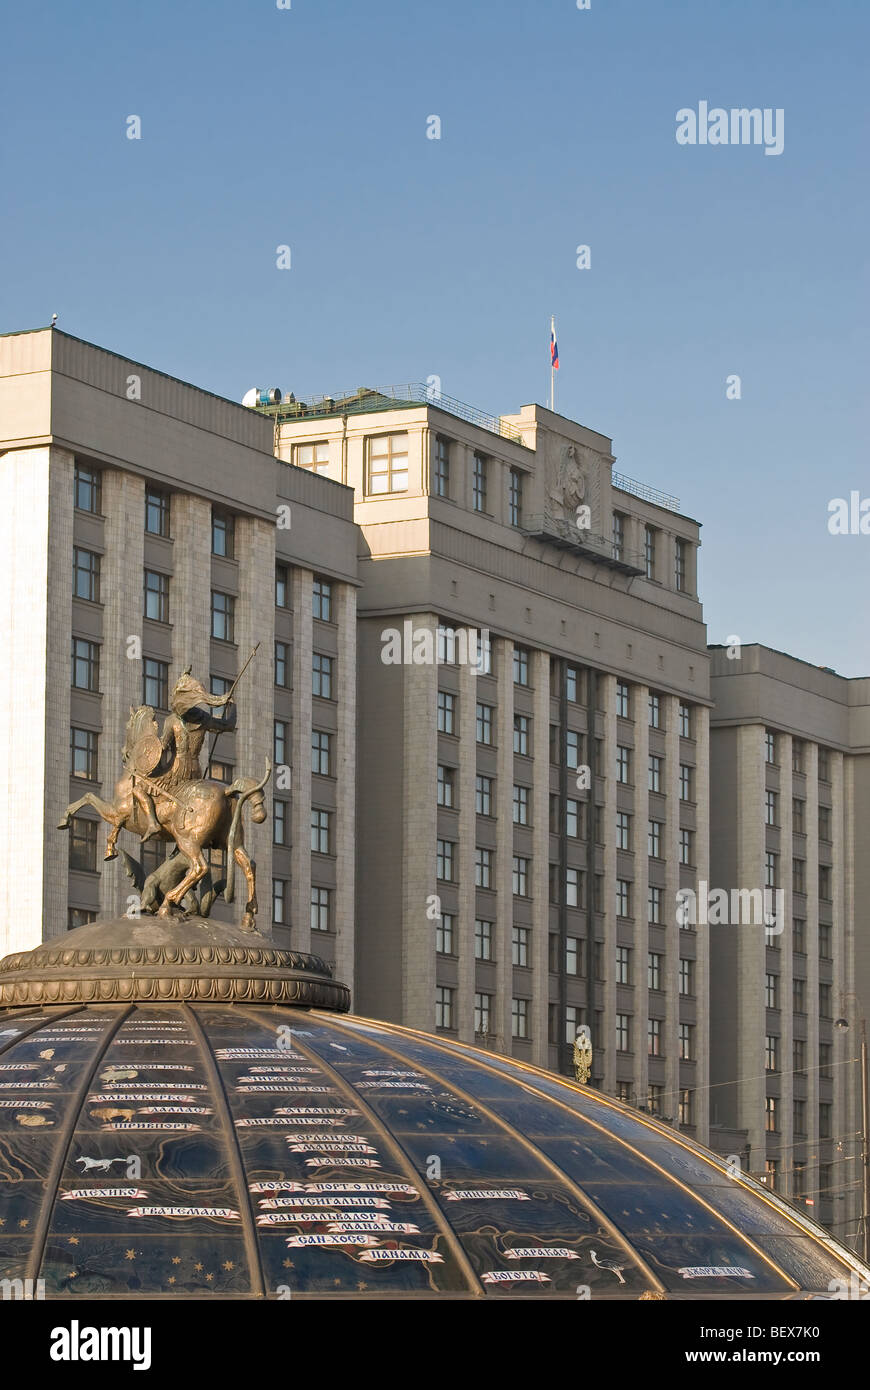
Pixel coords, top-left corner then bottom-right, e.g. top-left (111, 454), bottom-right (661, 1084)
top-left (124, 708), bottom-right (163, 776)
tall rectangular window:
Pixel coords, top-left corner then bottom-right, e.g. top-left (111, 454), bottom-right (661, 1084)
top-left (648, 755), bottom-right (662, 793)
top-left (644, 526), bottom-right (656, 579)
top-left (679, 957), bottom-right (694, 994)
top-left (616, 1013), bottom-right (631, 1052)
top-left (512, 997), bottom-right (529, 1039)
top-left (69, 816), bottom-right (98, 872)
top-left (765, 972), bottom-right (778, 1009)
top-left (275, 640), bottom-right (290, 688)
top-left (312, 653), bottom-right (333, 699)
top-left (765, 851), bottom-right (778, 889)
top-left (647, 1017), bottom-right (662, 1056)
top-left (818, 747), bottom-right (830, 781)
top-left (647, 951), bottom-right (662, 991)
top-left (566, 666), bottom-right (580, 703)
top-left (436, 912), bottom-right (455, 955)
top-left (143, 658), bottom-right (169, 709)
top-left (648, 820), bottom-right (662, 858)
top-left (765, 1034), bottom-right (779, 1071)
top-left (73, 548), bottom-right (101, 603)
top-left (145, 487), bottom-right (170, 537)
top-left (679, 763), bottom-right (693, 801)
top-left (474, 918), bottom-right (493, 960)
top-left (512, 784), bottom-right (529, 825)
top-left (566, 937), bottom-right (581, 975)
top-left (70, 727), bottom-right (98, 780)
top-left (648, 693), bottom-right (661, 729)
top-left (475, 774), bottom-right (493, 816)
top-left (273, 800), bottom-right (288, 846)
top-left (616, 810), bottom-right (631, 850)
top-left (472, 453), bottom-right (488, 512)
top-left (437, 764), bottom-right (455, 808)
top-left (212, 509), bottom-right (234, 558)
top-left (295, 441), bottom-right (330, 473)
top-left (274, 720), bottom-right (289, 765)
top-left (438, 690), bottom-right (456, 735)
top-left (437, 840), bottom-right (456, 882)
top-left (513, 714), bottom-right (530, 755)
top-left (616, 682), bottom-right (630, 718)
top-left (611, 511), bottom-right (625, 561)
top-left (616, 879), bottom-right (631, 918)
top-left (312, 578), bottom-right (332, 622)
top-left (765, 729), bottom-right (777, 764)
top-left (765, 789), bottom-right (777, 826)
top-left (508, 468), bottom-right (523, 527)
top-left (566, 867), bottom-right (584, 908)
top-left (512, 926), bottom-right (530, 967)
top-left (675, 538), bottom-right (687, 591)
top-left (679, 827), bottom-right (692, 864)
top-left (474, 992), bottom-right (492, 1035)
top-left (211, 591), bottom-right (235, 642)
top-left (679, 1022), bottom-right (693, 1060)
top-left (616, 745), bottom-right (631, 784)
top-left (311, 730), bottom-right (332, 777)
top-left (143, 569), bottom-right (169, 623)
top-left (648, 885), bottom-right (662, 924)
top-left (275, 564), bottom-right (289, 608)
top-left (310, 886), bottom-right (331, 932)
top-left (512, 855), bottom-right (528, 897)
top-left (273, 879), bottom-right (287, 925)
top-left (513, 646), bottom-right (530, 686)
top-left (310, 808), bottom-right (332, 855)
top-left (616, 946), bottom-right (631, 984)
top-left (74, 464), bottom-right (101, 513)
top-left (433, 437), bottom-right (450, 497)
top-left (567, 799), bottom-right (582, 839)
top-left (367, 433), bottom-right (409, 494)
top-left (476, 702), bottom-right (493, 745)
top-left (435, 986), bottom-right (454, 1030)
top-left (678, 702), bottom-right (691, 738)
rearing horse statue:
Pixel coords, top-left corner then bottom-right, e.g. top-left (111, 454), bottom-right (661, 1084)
top-left (58, 665), bottom-right (271, 931)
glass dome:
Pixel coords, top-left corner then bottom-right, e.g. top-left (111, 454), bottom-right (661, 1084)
top-left (0, 1000), bottom-right (864, 1299)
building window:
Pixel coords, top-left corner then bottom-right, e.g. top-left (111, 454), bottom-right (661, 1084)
top-left (679, 957), bottom-right (693, 995)
top-left (616, 745), bottom-right (631, 784)
top-left (438, 690), bottom-right (457, 735)
top-left (765, 972), bottom-right (778, 1009)
top-left (143, 658), bottom-right (169, 709)
top-left (648, 820), bottom-right (662, 858)
top-left (616, 879), bottom-right (631, 918)
top-left (273, 879), bottom-right (288, 925)
top-left (648, 755), bottom-right (662, 793)
top-left (819, 923), bottom-right (832, 960)
top-left (311, 730), bottom-right (332, 777)
top-left (764, 1034), bottom-right (779, 1072)
top-left (212, 509), bottom-right (234, 558)
top-left (70, 727), bottom-right (98, 780)
top-left (647, 885), bottom-right (661, 924)
top-left (819, 1102), bottom-right (832, 1139)
top-left (508, 468), bottom-right (523, 527)
top-left (615, 810), bottom-right (631, 850)
top-left (474, 991), bottom-right (492, 1035)
top-left (793, 1037), bottom-right (806, 1075)
top-left (792, 858), bottom-right (806, 894)
top-left (566, 665), bottom-right (580, 703)
top-left (818, 864), bottom-right (832, 901)
top-left (560, 799), bottom-right (579, 840)
top-left (295, 441), bottom-right (330, 472)
top-left (764, 1159), bottom-right (779, 1190)
top-left (678, 702), bottom-right (692, 738)
top-left (367, 433), bottom-right (409, 494)
top-left (437, 839), bottom-right (456, 882)
top-left (793, 1099), bottom-right (806, 1136)
top-left (273, 720), bottom-right (289, 766)
top-left (145, 487), bottom-right (170, 537)
top-left (437, 765), bottom-right (455, 808)
top-left (679, 1022), bottom-right (693, 1061)
top-left (310, 808), bottom-right (332, 855)
top-left (69, 816), bottom-right (98, 872)
top-left (509, 783), bottom-right (529, 826)
top-left (73, 548), bottom-right (101, 603)
top-left (475, 701), bottom-right (493, 745)
top-left (312, 578), bottom-right (333, 622)
top-left (674, 538), bottom-right (687, 591)
top-left (565, 936), bottom-right (581, 976)
top-left (475, 774), bottom-right (493, 817)
top-left (513, 714), bottom-right (530, 756)
top-left (74, 464), bottom-right (101, 513)
top-left (611, 945), bottom-right (629, 985)
top-left (475, 918), bottom-right (493, 960)
top-left (310, 886), bottom-right (331, 932)
top-left (275, 564), bottom-right (289, 608)
top-left (273, 800), bottom-right (288, 846)
top-left (435, 986), bottom-right (455, 1030)
top-left (512, 998), bottom-right (529, 1039)
top-left (818, 747), bottom-right (830, 781)
top-left (765, 851), bottom-right (778, 889)
top-left (792, 739), bottom-right (805, 773)
top-left (472, 453), bottom-right (488, 512)
top-left (436, 912), bottom-right (454, 955)
top-left (566, 867), bottom-right (584, 908)
top-left (611, 511), bottom-right (625, 561)
top-left (648, 951), bottom-right (662, 991)
top-left (210, 675), bottom-right (232, 700)
top-left (616, 682), bottom-right (630, 719)
top-left (144, 569), bottom-right (169, 623)
top-left (275, 641), bottom-right (290, 689)
top-left (647, 1085), bottom-right (663, 1116)
top-left (433, 437), bottom-right (450, 497)
top-left (512, 926), bottom-right (530, 967)
top-left (616, 1013), bottom-right (631, 1053)
top-left (68, 907), bottom-right (97, 930)
top-left (792, 797), bottom-right (805, 833)
top-left (512, 855), bottom-right (529, 897)
top-left (647, 1018), bottom-right (662, 1057)
top-left (565, 729), bottom-right (582, 770)
top-left (819, 981), bottom-right (832, 1017)
top-left (818, 804), bottom-right (831, 841)
top-left (210, 761), bottom-right (233, 784)
top-left (644, 526), bottom-right (656, 579)
top-left (679, 763), bottom-right (692, 802)
top-left (312, 653), bottom-right (333, 699)
top-left (513, 646), bottom-right (530, 686)
top-left (678, 1089), bottom-right (694, 1126)
top-left (679, 827), bottom-right (692, 865)
top-left (764, 789), bottom-right (777, 827)
top-left (765, 729), bottom-right (777, 764)
top-left (211, 591), bottom-right (235, 643)
top-left (648, 693), bottom-right (661, 729)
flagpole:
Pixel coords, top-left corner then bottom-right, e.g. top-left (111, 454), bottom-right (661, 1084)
top-left (550, 315), bottom-right (555, 412)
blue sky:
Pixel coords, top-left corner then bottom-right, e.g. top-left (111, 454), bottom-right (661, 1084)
top-left (4, 0), bottom-right (868, 675)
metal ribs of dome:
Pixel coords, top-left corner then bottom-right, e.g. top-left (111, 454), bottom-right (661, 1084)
top-left (0, 1001), bottom-right (866, 1300)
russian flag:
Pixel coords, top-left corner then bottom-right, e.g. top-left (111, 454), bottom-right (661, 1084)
top-left (550, 319), bottom-right (559, 370)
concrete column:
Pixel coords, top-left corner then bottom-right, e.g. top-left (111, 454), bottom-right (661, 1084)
top-left (290, 567), bottom-right (313, 954)
top-left (663, 695), bottom-right (681, 1122)
top-left (495, 638), bottom-right (514, 1053)
top-left (779, 736), bottom-right (795, 1196)
top-left (333, 581), bottom-right (357, 990)
top-left (456, 656), bottom-right (478, 1043)
top-left (234, 516), bottom-right (274, 931)
top-left (531, 649), bottom-right (550, 1066)
top-left (694, 704), bottom-right (711, 1143)
top-left (634, 683), bottom-right (650, 1110)
top-left (101, 470), bottom-right (145, 918)
top-left (737, 725), bottom-right (767, 1169)
top-left (401, 614), bottom-right (438, 1029)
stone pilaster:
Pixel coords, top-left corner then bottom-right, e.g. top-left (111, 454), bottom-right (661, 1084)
top-left (600, 674), bottom-right (617, 1096)
top-left (333, 581), bottom-right (357, 990)
top-left (234, 516), bottom-right (275, 931)
top-left (401, 614), bottom-right (438, 1029)
top-left (456, 656), bottom-right (478, 1042)
top-left (531, 650), bottom-right (550, 1066)
top-left (663, 695), bottom-right (680, 1122)
top-left (693, 704), bottom-right (711, 1143)
top-left (290, 567), bottom-right (313, 954)
top-left (634, 683), bottom-right (650, 1111)
top-left (495, 638), bottom-right (515, 1053)
top-left (171, 496), bottom-right (211, 678)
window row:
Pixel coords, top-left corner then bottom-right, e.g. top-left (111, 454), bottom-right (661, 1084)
top-left (272, 881), bottom-right (332, 932)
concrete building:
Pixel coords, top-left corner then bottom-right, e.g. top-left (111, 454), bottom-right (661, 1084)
top-left (0, 327), bottom-right (359, 988)
top-left (709, 644), bottom-right (870, 1246)
top-left (273, 384), bottom-right (711, 1141)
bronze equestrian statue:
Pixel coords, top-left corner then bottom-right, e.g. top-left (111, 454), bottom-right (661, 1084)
top-left (58, 662), bottom-right (270, 931)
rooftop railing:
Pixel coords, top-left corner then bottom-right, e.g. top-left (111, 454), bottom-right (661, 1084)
top-left (611, 470), bottom-right (681, 513)
top-left (260, 383), bottom-right (529, 447)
